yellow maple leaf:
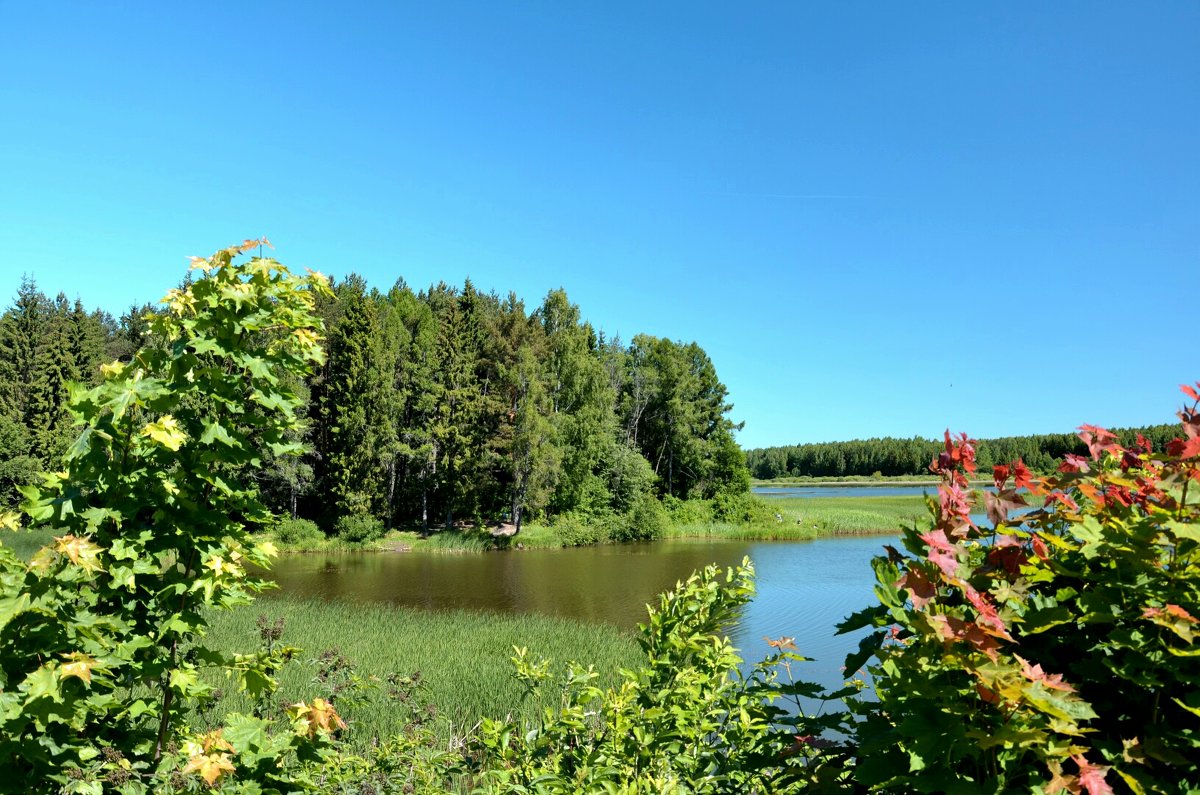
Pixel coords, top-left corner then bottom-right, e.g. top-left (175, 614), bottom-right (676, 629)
top-left (197, 729), bottom-right (233, 753)
top-left (141, 415), bottom-right (187, 451)
top-left (55, 535), bottom-right (104, 573)
top-left (292, 328), bottom-right (320, 349)
top-left (60, 652), bottom-right (99, 685)
top-left (163, 287), bottom-right (196, 315)
top-left (0, 511), bottom-right (20, 531)
top-left (203, 554), bottom-right (243, 578)
top-left (99, 360), bottom-right (126, 378)
top-left (188, 255), bottom-right (215, 273)
top-left (183, 752), bottom-right (236, 785)
top-left (28, 546), bottom-right (56, 574)
top-left (289, 697), bottom-right (347, 737)
top-left (309, 697), bottom-right (347, 733)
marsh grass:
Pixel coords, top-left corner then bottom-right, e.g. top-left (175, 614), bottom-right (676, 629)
top-left (200, 596), bottom-right (641, 746)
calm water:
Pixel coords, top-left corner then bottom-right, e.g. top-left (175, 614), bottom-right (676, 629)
top-left (265, 535), bottom-right (896, 692)
top-left (753, 485), bottom-right (936, 499)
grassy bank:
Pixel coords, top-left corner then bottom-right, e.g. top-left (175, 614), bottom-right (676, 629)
top-left (668, 494), bottom-right (932, 540)
top-left (200, 596), bottom-right (641, 747)
top-left (753, 474), bottom-right (989, 487)
top-left (265, 493), bottom-right (938, 553)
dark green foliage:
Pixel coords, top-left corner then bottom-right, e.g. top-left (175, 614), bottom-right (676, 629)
top-left (551, 512), bottom-right (612, 546)
top-left (712, 489), bottom-right (776, 524)
top-left (0, 415), bottom-right (38, 509)
top-left (274, 517), bottom-right (324, 546)
top-left (0, 243), bottom-right (334, 791)
top-left (334, 513), bottom-right (385, 544)
top-left (748, 425), bottom-right (1181, 479)
top-left (613, 491), bottom-right (670, 542)
top-left (0, 272), bottom-right (750, 536)
top-left (621, 334), bottom-right (749, 500)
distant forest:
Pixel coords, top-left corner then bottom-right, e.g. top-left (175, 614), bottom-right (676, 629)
top-left (0, 274), bottom-right (749, 533)
top-left (745, 425), bottom-right (1181, 480)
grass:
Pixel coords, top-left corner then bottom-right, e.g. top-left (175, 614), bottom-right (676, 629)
top-left (667, 495), bottom-right (933, 540)
top-left (265, 493), bottom-right (938, 554)
top-left (199, 596), bottom-right (642, 746)
top-left (752, 474), bottom-right (990, 487)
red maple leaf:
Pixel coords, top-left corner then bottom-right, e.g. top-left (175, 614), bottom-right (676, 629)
top-left (1167, 435), bottom-right (1200, 460)
top-left (896, 566), bottom-right (937, 609)
top-left (1012, 458), bottom-right (1034, 490)
top-left (1044, 492), bottom-right (1080, 513)
top-left (1059, 454), bottom-right (1090, 473)
top-left (985, 488), bottom-right (1027, 526)
top-left (1014, 653), bottom-right (1074, 693)
top-left (987, 544), bottom-right (1027, 578)
top-left (1079, 424), bottom-right (1119, 461)
top-left (965, 585), bottom-right (1012, 640)
top-left (993, 464), bottom-right (1010, 490)
top-left (920, 529), bottom-right (960, 578)
top-left (1071, 755), bottom-right (1114, 795)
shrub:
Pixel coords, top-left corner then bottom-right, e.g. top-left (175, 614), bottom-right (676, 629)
top-left (0, 242), bottom-right (338, 792)
top-left (661, 494), bottom-right (714, 525)
top-left (274, 517), bottom-right (324, 546)
top-left (835, 387), bottom-right (1200, 794)
top-left (552, 512), bottom-right (611, 547)
top-left (711, 489), bottom-right (775, 524)
top-left (471, 560), bottom-right (843, 792)
top-left (334, 513), bottom-right (384, 544)
top-left (612, 492), bottom-right (670, 542)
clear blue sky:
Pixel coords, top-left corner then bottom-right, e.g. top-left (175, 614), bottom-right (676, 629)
top-left (1, 3), bottom-right (1196, 449)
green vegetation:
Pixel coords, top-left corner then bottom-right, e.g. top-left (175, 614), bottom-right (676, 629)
top-left (669, 495), bottom-right (932, 540)
top-left (0, 242), bottom-right (334, 791)
top-left (1, 243), bottom-right (1195, 793)
top-left (747, 425), bottom-right (1181, 479)
top-left (259, 493), bottom-right (947, 552)
top-left (200, 597), bottom-right (641, 747)
top-left (0, 264), bottom-right (751, 549)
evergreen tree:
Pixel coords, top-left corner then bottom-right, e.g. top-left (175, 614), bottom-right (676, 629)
top-left (389, 282), bottom-right (440, 528)
top-left (313, 276), bottom-right (391, 522)
top-left (537, 289), bottom-right (616, 515)
top-left (0, 276), bottom-right (48, 423)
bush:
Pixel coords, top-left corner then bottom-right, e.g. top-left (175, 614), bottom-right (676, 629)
top-left (334, 513), bottom-right (384, 544)
top-left (711, 490), bottom-right (775, 524)
top-left (274, 517), bottom-right (324, 546)
top-left (661, 494), bottom-right (714, 525)
top-left (471, 560), bottom-right (838, 792)
top-left (837, 392), bottom-right (1200, 794)
top-left (613, 493), bottom-right (670, 542)
top-left (552, 513), bottom-right (611, 547)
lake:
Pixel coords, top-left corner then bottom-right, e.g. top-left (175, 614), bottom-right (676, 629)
top-left (265, 533), bottom-right (898, 693)
top-left (753, 484), bottom-right (937, 499)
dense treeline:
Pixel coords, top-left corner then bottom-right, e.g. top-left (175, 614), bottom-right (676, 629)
top-left (0, 277), bottom-right (154, 507)
top-left (746, 424), bottom-right (1181, 479)
top-left (0, 273), bottom-right (749, 536)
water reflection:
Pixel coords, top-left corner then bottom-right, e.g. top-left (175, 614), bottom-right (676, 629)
top-left (265, 535), bottom-right (898, 693)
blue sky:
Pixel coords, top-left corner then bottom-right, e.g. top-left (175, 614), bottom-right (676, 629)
top-left (1, 3), bottom-right (1196, 449)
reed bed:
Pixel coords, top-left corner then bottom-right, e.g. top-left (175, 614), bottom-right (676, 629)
top-left (200, 596), bottom-right (641, 746)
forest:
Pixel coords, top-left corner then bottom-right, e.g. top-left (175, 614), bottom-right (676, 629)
top-left (746, 425), bottom-right (1181, 480)
top-left (0, 272), bottom-right (749, 537)
top-left (0, 247), bottom-right (1194, 792)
